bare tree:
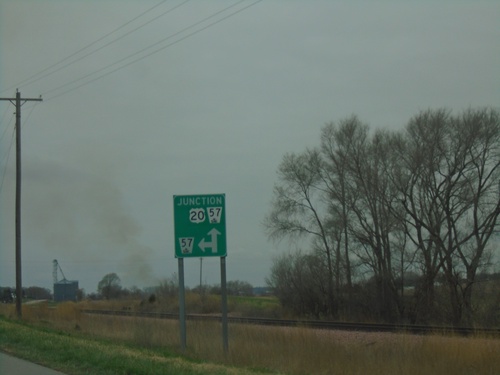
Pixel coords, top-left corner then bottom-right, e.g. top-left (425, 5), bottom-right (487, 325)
top-left (265, 108), bottom-right (500, 325)
top-left (97, 273), bottom-right (122, 300)
top-left (440, 108), bottom-right (500, 326)
top-left (399, 108), bottom-right (500, 326)
top-left (320, 117), bottom-right (365, 311)
top-left (322, 121), bottom-right (403, 321)
top-left (264, 149), bottom-right (337, 316)
top-left (266, 250), bottom-right (330, 317)
top-left (394, 109), bottom-right (451, 323)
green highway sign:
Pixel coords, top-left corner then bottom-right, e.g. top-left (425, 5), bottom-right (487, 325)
top-left (173, 194), bottom-right (227, 258)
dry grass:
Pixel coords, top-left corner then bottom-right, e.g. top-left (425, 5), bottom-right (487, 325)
top-left (1, 302), bottom-right (499, 375)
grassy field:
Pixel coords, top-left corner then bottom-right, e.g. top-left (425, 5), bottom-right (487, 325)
top-left (1, 301), bottom-right (499, 375)
top-left (0, 317), bottom-right (265, 375)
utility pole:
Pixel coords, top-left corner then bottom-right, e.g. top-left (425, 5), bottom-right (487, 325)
top-left (0, 90), bottom-right (42, 318)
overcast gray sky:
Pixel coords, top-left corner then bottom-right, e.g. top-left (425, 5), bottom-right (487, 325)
top-left (1, 1), bottom-right (499, 294)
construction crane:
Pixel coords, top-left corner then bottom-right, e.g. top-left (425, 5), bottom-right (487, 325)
top-left (52, 259), bottom-right (67, 284)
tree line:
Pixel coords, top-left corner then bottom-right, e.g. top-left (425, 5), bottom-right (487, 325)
top-left (96, 273), bottom-right (255, 300)
top-left (265, 108), bottom-right (500, 327)
top-left (0, 275), bottom-right (256, 304)
top-left (1, 286), bottom-right (53, 303)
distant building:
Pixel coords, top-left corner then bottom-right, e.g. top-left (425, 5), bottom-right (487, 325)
top-left (53, 279), bottom-right (79, 302)
top-left (1, 287), bottom-right (14, 303)
top-left (253, 287), bottom-right (272, 296)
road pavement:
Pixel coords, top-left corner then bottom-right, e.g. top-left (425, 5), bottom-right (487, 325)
top-left (0, 352), bottom-right (67, 375)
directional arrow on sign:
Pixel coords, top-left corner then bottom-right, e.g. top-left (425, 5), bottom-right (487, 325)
top-left (198, 228), bottom-right (221, 254)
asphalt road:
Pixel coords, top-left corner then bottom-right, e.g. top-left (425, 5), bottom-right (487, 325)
top-left (0, 352), bottom-right (67, 375)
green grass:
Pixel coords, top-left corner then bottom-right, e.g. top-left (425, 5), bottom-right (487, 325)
top-left (1, 302), bottom-right (500, 375)
top-left (228, 296), bottom-right (279, 308)
top-left (0, 316), bottom-right (273, 375)
top-left (228, 295), bottom-right (282, 317)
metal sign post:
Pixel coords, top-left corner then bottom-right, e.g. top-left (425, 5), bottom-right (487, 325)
top-left (173, 194), bottom-right (228, 353)
top-left (220, 256), bottom-right (228, 353)
top-left (178, 258), bottom-right (186, 351)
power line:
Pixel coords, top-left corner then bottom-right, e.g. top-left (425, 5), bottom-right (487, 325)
top-left (0, 102), bottom-right (37, 163)
top-left (44, 0), bottom-right (262, 101)
top-left (43, 0), bottom-right (247, 98)
top-left (0, 102), bottom-right (39, 193)
top-left (0, 122), bottom-right (15, 194)
top-left (0, 0), bottom-right (172, 94)
top-left (3, 1), bottom-right (192, 94)
top-left (20, 102), bottom-right (39, 131)
top-left (0, 103), bottom-right (12, 128)
top-left (0, 111), bottom-right (14, 146)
